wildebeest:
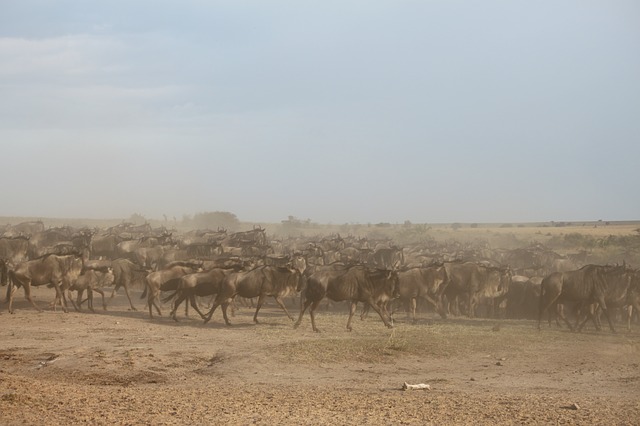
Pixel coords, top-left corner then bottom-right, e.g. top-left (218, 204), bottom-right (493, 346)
top-left (7, 254), bottom-right (83, 313)
top-left (372, 246), bottom-right (404, 270)
top-left (0, 236), bottom-right (30, 264)
top-left (505, 276), bottom-right (542, 320)
top-left (538, 264), bottom-right (633, 333)
top-left (70, 269), bottom-right (114, 312)
top-left (574, 265), bottom-right (634, 332)
top-left (204, 265), bottom-right (301, 325)
top-left (626, 270), bottom-right (640, 331)
top-left (294, 265), bottom-right (399, 332)
top-left (4, 220), bottom-right (44, 237)
top-left (143, 261), bottom-right (202, 318)
top-left (397, 265), bottom-right (448, 322)
top-left (162, 266), bottom-right (239, 321)
top-left (109, 258), bottom-right (151, 311)
top-left (443, 262), bottom-right (512, 318)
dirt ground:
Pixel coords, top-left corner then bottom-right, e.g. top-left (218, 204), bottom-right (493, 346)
top-left (1, 287), bottom-right (639, 425)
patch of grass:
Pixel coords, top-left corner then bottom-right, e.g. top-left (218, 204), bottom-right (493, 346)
top-left (274, 318), bottom-right (634, 364)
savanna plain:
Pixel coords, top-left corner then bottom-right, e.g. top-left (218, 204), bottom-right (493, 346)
top-left (1, 221), bottom-right (640, 425)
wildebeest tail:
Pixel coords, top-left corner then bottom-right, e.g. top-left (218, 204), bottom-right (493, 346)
top-left (162, 290), bottom-right (178, 303)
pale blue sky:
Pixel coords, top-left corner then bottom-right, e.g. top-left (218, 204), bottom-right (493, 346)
top-left (1, 1), bottom-right (639, 223)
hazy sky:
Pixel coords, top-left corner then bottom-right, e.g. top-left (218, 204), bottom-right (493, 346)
top-left (1, 1), bottom-right (639, 224)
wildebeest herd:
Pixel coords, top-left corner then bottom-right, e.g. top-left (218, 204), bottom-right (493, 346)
top-left (1, 220), bottom-right (639, 333)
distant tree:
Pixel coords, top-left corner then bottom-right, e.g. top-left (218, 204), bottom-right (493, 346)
top-left (129, 213), bottom-right (146, 224)
top-left (451, 223), bottom-right (461, 230)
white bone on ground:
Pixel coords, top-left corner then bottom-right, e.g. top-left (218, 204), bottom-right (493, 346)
top-left (402, 382), bottom-right (431, 390)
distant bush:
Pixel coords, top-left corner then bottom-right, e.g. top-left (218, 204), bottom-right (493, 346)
top-left (183, 211), bottom-right (240, 231)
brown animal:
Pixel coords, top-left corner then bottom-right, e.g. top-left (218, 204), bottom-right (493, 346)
top-left (397, 265), bottom-right (448, 322)
top-left (574, 265), bottom-right (634, 332)
top-left (443, 262), bottom-right (511, 318)
top-left (70, 269), bottom-right (114, 312)
top-left (538, 264), bottom-right (632, 333)
top-left (109, 258), bottom-right (150, 311)
top-left (294, 265), bottom-right (399, 332)
top-left (162, 267), bottom-right (238, 321)
top-left (7, 254), bottom-right (83, 313)
top-left (0, 236), bottom-right (30, 264)
top-left (143, 261), bottom-right (202, 318)
top-left (204, 266), bottom-right (301, 325)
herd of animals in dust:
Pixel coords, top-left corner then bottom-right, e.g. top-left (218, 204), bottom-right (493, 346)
top-left (1, 220), bottom-right (639, 333)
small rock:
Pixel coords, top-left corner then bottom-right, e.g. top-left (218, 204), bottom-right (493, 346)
top-left (470, 378), bottom-right (476, 381)
top-left (496, 361), bottom-right (503, 366)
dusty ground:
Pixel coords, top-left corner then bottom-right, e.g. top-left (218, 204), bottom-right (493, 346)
top-left (1, 287), bottom-right (639, 425)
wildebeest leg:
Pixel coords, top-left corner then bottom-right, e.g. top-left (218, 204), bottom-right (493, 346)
top-left (294, 298), bottom-right (314, 329)
top-left (595, 298), bottom-right (616, 333)
top-left (51, 281), bottom-right (69, 313)
top-left (7, 278), bottom-right (27, 314)
top-left (76, 289), bottom-right (85, 311)
top-left (556, 304), bottom-right (575, 331)
top-left (147, 289), bottom-right (162, 318)
top-left (411, 297), bottom-right (417, 323)
top-left (203, 296), bottom-right (225, 324)
top-left (221, 301), bottom-right (233, 326)
top-left (272, 295), bottom-right (294, 321)
top-left (309, 299), bottom-right (322, 332)
top-left (626, 304), bottom-right (639, 332)
top-left (346, 301), bottom-right (358, 331)
top-left (66, 288), bottom-right (80, 312)
top-left (359, 304), bottom-right (370, 321)
top-left (577, 304), bottom-right (599, 332)
top-left (86, 288), bottom-right (95, 313)
top-left (467, 293), bottom-right (475, 318)
top-left (170, 292), bottom-right (188, 321)
top-left (538, 292), bottom-right (562, 331)
top-left (189, 295), bottom-right (208, 320)
top-left (151, 292), bottom-right (162, 317)
top-left (93, 287), bottom-right (107, 311)
top-left (364, 297), bottom-right (393, 329)
top-left (123, 285), bottom-right (137, 311)
top-left (252, 294), bottom-right (266, 323)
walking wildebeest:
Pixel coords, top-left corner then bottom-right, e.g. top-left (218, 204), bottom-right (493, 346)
top-left (7, 254), bottom-right (83, 313)
top-left (204, 265), bottom-right (301, 325)
top-left (396, 265), bottom-right (448, 322)
top-left (143, 261), bottom-right (202, 318)
top-left (538, 264), bottom-right (632, 333)
top-left (443, 262), bottom-right (511, 318)
top-left (70, 269), bottom-right (114, 312)
top-left (110, 258), bottom-right (151, 311)
top-left (162, 266), bottom-right (240, 321)
top-left (294, 265), bottom-right (399, 332)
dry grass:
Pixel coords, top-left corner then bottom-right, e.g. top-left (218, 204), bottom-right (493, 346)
top-left (274, 314), bottom-right (640, 364)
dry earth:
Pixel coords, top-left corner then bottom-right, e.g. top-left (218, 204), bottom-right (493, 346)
top-left (1, 287), bottom-right (639, 425)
